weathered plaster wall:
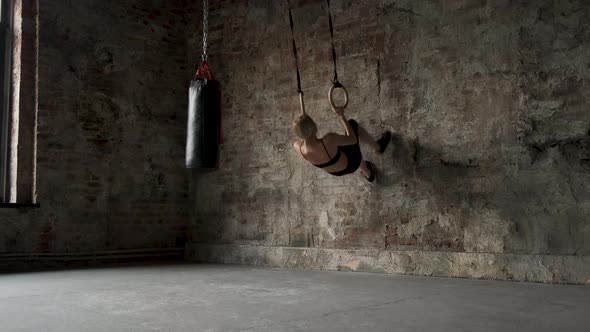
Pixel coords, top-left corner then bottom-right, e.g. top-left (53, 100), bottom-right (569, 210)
top-left (0, 1), bottom-right (191, 254)
top-left (188, 0), bottom-right (590, 283)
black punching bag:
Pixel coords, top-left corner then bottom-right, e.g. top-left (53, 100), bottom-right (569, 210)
top-left (186, 62), bottom-right (222, 169)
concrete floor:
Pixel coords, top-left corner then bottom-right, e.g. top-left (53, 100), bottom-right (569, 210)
top-left (0, 264), bottom-right (588, 332)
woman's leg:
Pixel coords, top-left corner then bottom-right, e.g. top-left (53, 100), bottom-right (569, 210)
top-left (354, 121), bottom-right (391, 154)
top-left (359, 156), bottom-right (370, 176)
top-left (355, 123), bottom-right (380, 152)
top-left (358, 156), bottom-right (376, 182)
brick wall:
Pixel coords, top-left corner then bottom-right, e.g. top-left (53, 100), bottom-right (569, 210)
top-left (0, 0), bottom-right (587, 281)
top-left (0, 0), bottom-right (192, 254)
top-left (188, 0), bottom-right (590, 272)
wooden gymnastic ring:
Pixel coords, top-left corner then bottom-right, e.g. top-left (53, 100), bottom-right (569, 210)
top-left (328, 83), bottom-right (348, 109)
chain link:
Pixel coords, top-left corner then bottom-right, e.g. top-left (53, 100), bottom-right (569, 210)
top-left (202, 0), bottom-right (209, 61)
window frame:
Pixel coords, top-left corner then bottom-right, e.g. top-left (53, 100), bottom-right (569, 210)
top-left (0, 0), bottom-right (12, 203)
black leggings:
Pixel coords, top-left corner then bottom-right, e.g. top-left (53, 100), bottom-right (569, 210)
top-left (329, 119), bottom-right (362, 176)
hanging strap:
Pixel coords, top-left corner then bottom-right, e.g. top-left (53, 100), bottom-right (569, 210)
top-left (288, 1), bottom-right (302, 94)
top-left (287, 1), bottom-right (306, 114)
top-left (326, 0), bottom-right (340, 87)
top-left (325, 0), bottom-right (348, 109)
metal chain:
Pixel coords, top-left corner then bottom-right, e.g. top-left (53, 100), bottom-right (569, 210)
top-left (202, 0), bottom-right (209, 62)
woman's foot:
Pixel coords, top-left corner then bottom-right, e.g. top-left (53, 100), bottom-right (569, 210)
top-left (377, 131), bottom-right (392, 153)
top-left (364, 161), bottom-right (376, 183)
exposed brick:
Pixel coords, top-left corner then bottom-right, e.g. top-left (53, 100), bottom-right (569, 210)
top-left (385, 234), bottom-right (418, 248)
top-left (190, 0), bottom-right (590, 262)
top-left (0, 0), bottom-right (191, 254)
top-left (2, 0), bottom-right (589, 281)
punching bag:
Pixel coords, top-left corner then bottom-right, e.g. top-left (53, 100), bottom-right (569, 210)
top-left (186, 62), bottom-right (222, 169)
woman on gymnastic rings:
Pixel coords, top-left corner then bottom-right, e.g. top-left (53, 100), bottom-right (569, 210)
top-left (292, 86), bottom-right (391, 183)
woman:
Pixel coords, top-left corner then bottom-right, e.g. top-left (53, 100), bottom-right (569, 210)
top-left (292, 107), bottom-right (391, 182)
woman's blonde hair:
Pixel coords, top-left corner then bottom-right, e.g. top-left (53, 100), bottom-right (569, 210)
top-left (292, 113), bottom-right (317, 140)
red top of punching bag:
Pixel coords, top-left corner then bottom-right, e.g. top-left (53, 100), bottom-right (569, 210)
top-left (195, 61), bottom-right (215, 81)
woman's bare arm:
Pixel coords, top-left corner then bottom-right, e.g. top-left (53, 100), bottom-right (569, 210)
top-left (325, 107), bottom-right (356, 146)
top-left (293, 140), bottom-right (302, 153)
top-left (337, 113), bottom-right (354, 137)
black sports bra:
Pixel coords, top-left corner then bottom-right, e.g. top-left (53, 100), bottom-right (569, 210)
top-left (299, 138), bottom-right (359, 170)
top-left (298, 119), bottom-right (363, 177)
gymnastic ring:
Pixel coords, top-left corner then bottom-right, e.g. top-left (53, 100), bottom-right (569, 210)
top-left (328, 83), bottom-right (348, 110)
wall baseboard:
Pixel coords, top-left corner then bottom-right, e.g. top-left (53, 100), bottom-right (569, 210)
top-left (0, 248), bottom-right (184, 271)
top-left (187, 243), bottom-right (590, 285)
top-left (0, 247), bottom-right (184, 261)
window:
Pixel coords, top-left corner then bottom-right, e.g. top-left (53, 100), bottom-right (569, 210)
top-left (0, 0), bottom-right (39, 207)
top-left (0, 0), bottom-right (11, 202)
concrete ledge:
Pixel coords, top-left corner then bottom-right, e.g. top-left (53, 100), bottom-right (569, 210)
top-left (186, 243), bottom-right (590, 285)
